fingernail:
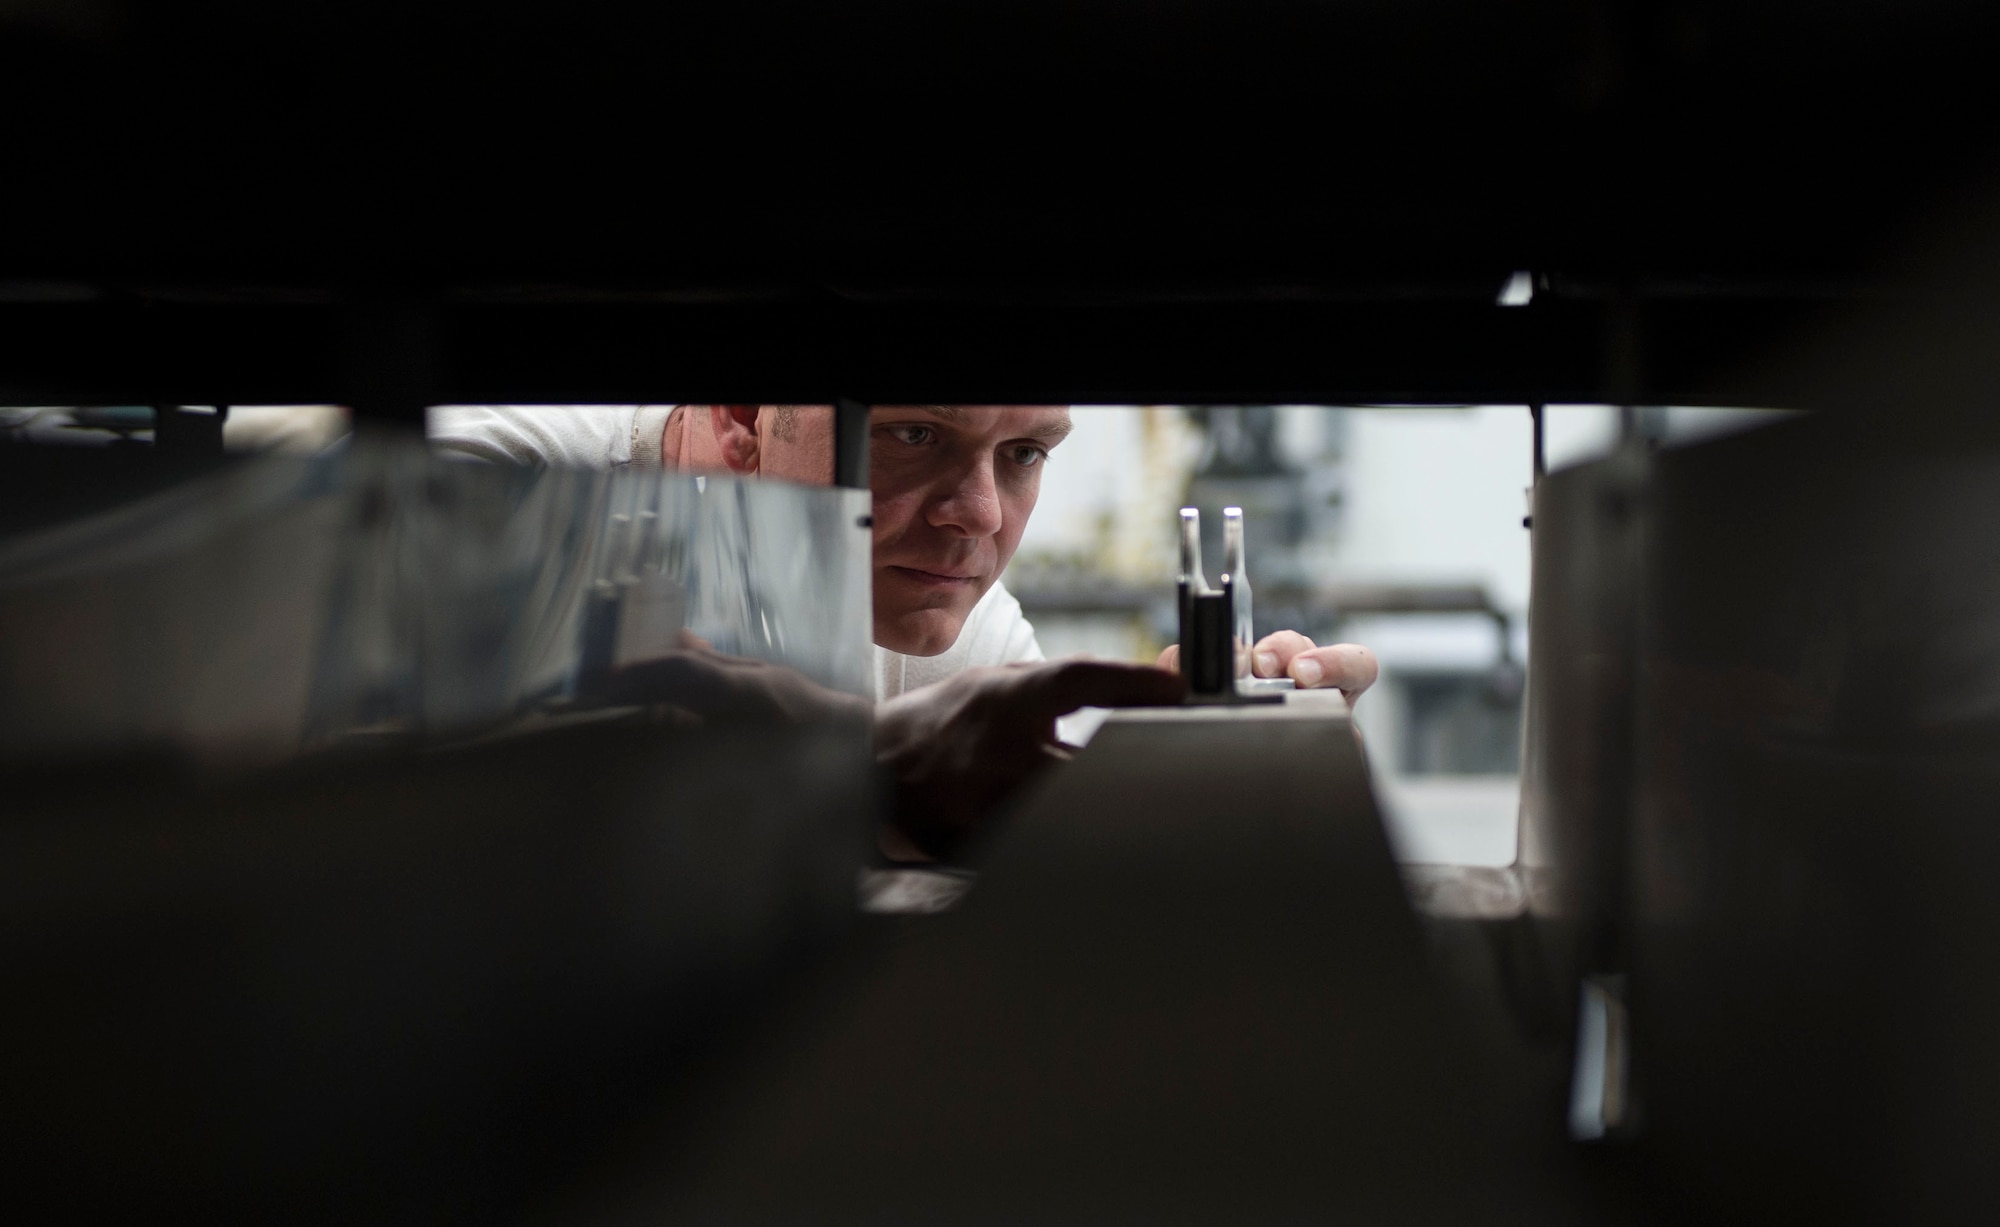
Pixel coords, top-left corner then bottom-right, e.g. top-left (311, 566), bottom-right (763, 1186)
top-left (1292, 658), bottom-right (1324, 688)
top-left (1255, 651), bottom-right (1278, 677)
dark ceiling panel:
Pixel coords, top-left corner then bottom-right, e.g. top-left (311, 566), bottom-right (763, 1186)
top-left (3, 2), bottom-right (1997, 408)
top-left (4, 1), bottom-right (1996, 292)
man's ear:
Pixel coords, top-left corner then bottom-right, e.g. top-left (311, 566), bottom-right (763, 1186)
top-left (708, 405), bottom-right (762, 473)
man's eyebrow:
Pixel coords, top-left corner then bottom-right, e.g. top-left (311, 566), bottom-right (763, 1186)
top-left (894, 405), bottom-right (1074, 438)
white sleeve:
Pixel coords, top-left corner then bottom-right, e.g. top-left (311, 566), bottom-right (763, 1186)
top-left (427, 406), bottom-right (639, 469)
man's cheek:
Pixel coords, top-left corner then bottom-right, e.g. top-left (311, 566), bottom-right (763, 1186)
top-left (994, 489), bottom-right (1038, 559)
top-left (869, 492), bottom-right (923, 545)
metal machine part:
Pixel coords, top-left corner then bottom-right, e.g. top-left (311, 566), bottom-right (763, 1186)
top-left (0, 435), bottom-right (873, 764)
top-left (589, 687), bottom-right (1603, 1225)
top-left (1222, 503), bottom-right (1252, 656)
top-left (1177, 506), bottom-right (1230, 696)
top-left (1513, 412), bottom-right (2000, 1222)
top-left (4, 718), bottom-right (873, 1224)
top-left (1177, 504), bottom-right (1292, 703)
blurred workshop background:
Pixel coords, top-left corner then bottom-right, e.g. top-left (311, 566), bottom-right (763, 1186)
top-left (1011, 404), bottom-right (1787, 870)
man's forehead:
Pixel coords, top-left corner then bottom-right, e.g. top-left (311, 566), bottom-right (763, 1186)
top-left (880, 405), bottom-right (1073, 437)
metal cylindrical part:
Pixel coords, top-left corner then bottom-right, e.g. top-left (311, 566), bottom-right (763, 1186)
top-left (1221, 506), bottom-right (1252, 674)
top-left (1178, 508), bottom-right (1207, 592)
top-left (1221, 506), bottom-right (1244, 580)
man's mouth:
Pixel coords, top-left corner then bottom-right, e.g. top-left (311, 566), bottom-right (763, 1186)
top-left (886, 565), bottom-right (980, 587)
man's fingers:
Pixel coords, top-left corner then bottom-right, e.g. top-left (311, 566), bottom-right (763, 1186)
top-left (1286, 642), bottom-right (1379, 699)
top-left (609, 650), bottom-right (868, 723)
top-left (1013, 658), bottom-right (1185, 724)
top-left (607, 652), bottom-right (760, 711)
top-left (1156, 644), bottom-right (1179, 672)
top-left (1166, 634), bottom-right (1377, 699)
top-left (1251, 629), bottom-right (1316, 678)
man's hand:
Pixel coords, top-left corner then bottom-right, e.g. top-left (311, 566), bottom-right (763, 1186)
top-left (875, 659), bottom-right (1185, 861)
top-left (604, 637), bottom-right (872, 727)
top-left (1156, 633), bottom-right (1378, 701)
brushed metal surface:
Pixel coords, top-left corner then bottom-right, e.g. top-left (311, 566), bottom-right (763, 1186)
top-left (1517, 440), bottom-right (1646, 1061)
top-left (0, 436), bottom-right (871, 763)
top-left (2, 719), bottom-right (873, 1222)
top-left (579, 694), bottom-right (1592, 1224)
top-left (1622, 416), bottom-right (2000, 1222)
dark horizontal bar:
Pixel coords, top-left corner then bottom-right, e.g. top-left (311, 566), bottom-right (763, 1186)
top-left (0, 298), bottom-right (1856, 411)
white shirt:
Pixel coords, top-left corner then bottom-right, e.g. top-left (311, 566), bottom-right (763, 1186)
top-left (873, 581), bottom-right (1045, 701)
top-left (426, 405), bottom-right (1048, 699)
top-left (428, 405), bottom-right (676, 470)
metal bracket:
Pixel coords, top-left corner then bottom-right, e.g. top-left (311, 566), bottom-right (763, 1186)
top-left (1177, 505), bottom-right (1289, 703)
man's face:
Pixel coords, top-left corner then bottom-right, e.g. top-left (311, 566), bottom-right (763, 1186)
top-left (869, 405), bottom-right (1073, 656)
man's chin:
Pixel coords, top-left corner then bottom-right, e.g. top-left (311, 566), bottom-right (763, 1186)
top-left (874, 609), bottom-right (968, 657)
top-left (874, 569), bottom-right (985, 656)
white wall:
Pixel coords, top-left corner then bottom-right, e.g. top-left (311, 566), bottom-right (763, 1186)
top-left (1014, 405), bottom-right (1201, 584)
top-left (1331, 407), bottom-right (1533, 613)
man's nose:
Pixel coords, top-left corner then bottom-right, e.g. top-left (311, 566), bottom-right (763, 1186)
top-left (925, 457), bottom-right (1004, 537)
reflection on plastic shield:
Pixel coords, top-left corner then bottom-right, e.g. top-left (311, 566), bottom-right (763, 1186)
top-left (0, 435), bottom-right (872, 762)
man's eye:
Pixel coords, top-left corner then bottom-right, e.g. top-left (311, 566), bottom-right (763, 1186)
top-left (886, 425), bottom-right (935, 446)
top-left (1009, 445), bottom-right (1047, 468)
